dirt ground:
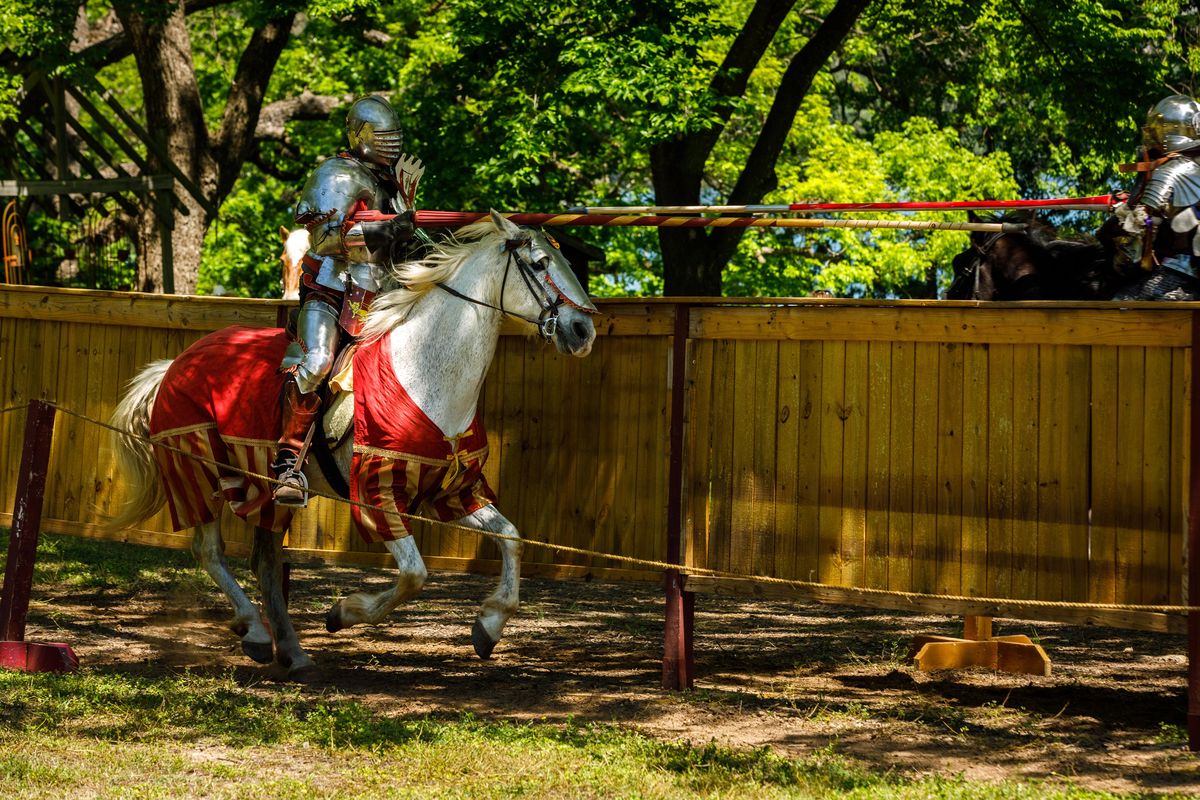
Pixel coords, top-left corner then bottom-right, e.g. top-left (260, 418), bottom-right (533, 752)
top-left (22, 559), bottom-right (1200, 795)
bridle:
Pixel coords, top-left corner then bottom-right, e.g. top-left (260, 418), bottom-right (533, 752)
top-left (436, 231), bottom-right (589, 340)
top-left (956, 231), bottom-right (1008, 299)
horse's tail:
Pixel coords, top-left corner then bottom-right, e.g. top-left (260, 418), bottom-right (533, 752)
top-left (105, 359), bottom-right (172, 531)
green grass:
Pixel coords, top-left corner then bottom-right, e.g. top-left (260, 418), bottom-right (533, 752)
top-left (0, 669), bottom-right (1133, 799)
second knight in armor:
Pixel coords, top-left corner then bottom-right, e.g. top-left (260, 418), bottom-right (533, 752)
top-left (273, 95), bottom-right (422, 506)
top-left (1111, 94), bottom-right (1200, 299)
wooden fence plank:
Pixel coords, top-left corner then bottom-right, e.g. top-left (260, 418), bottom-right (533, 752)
top-left (1010, 345), bottom-right (1040, 601)
top-left (911, 343), bottom-right (939, 594)
top-left (730, 340), bottom-right (758, 576)
top-left (1089, 346), bottom-right (1119, 604)
top-left (935, 342), bottom-right (964, 595)
top-left (986, 344), bottom-right (1014, 600)
top-left (961, 344), bottom-right (988, 597)
top-left (685, 340), bottom-right (715, 572)
top-left (887, 341), bottom-right (915, 592)
top-left (708, 340), bottom-right (737, 574)
top-left (841, 341), bottom-right (869, 589)
top-left (819, 341), bottom-right (846, 585)
top-left (1170, 347), bottom-right (1188, 605)
top-left (1142, 347), bottom-right (1173, 604)
top-left (865, 341), bottom-right (891, 590)
top-left (794, 341), bottom-right (823, 583)
top-left (750, 340), bottom-right (777, 575)
top-left (1115, 347), bottom-right (1146, 604)
top-left (774, 342), bottom-right (800, 581)
top-left (690, 306), bottom-right (1190, 347)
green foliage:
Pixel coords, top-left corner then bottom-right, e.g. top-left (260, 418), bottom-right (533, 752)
top-left (717, 108), bottom-right (1019, 297)
top-left (4, 1), bottom-right (1196, 298)
top-left (198, 171), bottom-right (296, 298)
top-left (845, 0), bottom-right (1184, 192)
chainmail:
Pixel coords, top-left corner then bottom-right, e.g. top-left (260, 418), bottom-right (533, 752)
top-left (1112, 265), bottom-right (1198, 300)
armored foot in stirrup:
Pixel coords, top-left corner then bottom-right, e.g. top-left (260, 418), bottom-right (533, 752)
top-left (272, 453), bottom-right (310, 508)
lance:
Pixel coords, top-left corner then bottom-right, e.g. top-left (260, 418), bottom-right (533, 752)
top-left (565, 195), bottom-right (1115, 215)
top-left (388, 210), bottom-right (1026, 233)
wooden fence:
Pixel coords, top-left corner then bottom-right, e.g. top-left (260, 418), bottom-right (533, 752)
top-left (0, 287), bottom-right (1194, 636)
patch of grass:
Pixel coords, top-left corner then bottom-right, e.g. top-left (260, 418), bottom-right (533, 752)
top-left (1156, 722), bottom-right (1188, 746)
top-left (0, 531), bottom-right (202, 595)
top-left (0, 669), bottom-right (1126, 798)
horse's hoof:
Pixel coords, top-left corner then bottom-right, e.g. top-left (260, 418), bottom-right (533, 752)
top-left (241, 638), bottom-right (274, 664)
top-left (288, 664), bottom-right (321, 684)
top-left (472, 619), bottom-right (498, 660)
top-left (325, 603), bottom-right (344, 633)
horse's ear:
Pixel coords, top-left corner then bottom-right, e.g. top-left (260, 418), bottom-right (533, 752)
top-left (489, 209), bottom-right (522, 239)
top-left (279, 226), bottom-right (289, 241)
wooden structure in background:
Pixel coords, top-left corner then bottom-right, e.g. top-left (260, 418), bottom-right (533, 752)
top-left (0, 287), bottom-right (1196, 739)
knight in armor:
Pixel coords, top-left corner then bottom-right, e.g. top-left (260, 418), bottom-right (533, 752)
top-left (272, 95), bottom-right (423, 506)
top-left (1110, 94), bottom-right (1200, 300)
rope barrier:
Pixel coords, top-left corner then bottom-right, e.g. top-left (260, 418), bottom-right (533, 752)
top-left (41, 400), bottom-right (1200, 617)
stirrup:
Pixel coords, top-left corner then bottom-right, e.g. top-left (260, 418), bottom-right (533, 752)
top-left (273, 460), bottom-right (310, 508)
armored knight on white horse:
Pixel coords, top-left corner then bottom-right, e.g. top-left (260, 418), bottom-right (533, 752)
top-left (107, 95), bottom-right (599, 678)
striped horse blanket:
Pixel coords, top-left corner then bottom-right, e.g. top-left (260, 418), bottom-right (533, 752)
top-left (148, 326), bottom-right (495, 541)
top-left (349, 331), bottom-right (495, 542)
top-left (149, 327), bottom-right (296, 533)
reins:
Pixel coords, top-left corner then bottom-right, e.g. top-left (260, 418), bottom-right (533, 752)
top-left (435, 234), bottom-right (566, 340)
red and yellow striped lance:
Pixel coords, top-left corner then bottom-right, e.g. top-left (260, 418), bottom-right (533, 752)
top-left (567, 195), bottom-right (1116, 215)
top-left (370, 211), bottom-right (1029, 233)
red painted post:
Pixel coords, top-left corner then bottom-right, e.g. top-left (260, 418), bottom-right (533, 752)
top-left (1189, 313), bottom-right (1200, 750)
top-left (0, 400), bottom-right (57, 641)
top-left (0, 400), bottom-right (75, 672)
top-left (663, 304), bottom-right (695, 690)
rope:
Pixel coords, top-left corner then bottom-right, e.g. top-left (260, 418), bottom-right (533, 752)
top-left (41, 400), bottom-right (1200, 617)
top-left (0, 404), bottom-right (28, 416)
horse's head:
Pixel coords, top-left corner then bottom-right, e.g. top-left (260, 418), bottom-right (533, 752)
top-left (489, 210), bottom-right (597, 357)
top-left (279, 226), bottom-right (307, 301)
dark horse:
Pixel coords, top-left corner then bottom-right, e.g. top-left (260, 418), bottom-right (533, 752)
top-left (946, 211), bottom-right (1198, 301)
top-left (945, 212), bottom-right (1117, 300)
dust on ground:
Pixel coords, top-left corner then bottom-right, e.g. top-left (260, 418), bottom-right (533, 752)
top-left (23, 560), bottom-right (1200, 795)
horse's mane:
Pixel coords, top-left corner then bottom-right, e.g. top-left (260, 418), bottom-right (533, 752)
top-left (359, 218), bottom-right (504, 341)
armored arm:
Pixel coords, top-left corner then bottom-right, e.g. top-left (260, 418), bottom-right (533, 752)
top-left (294, 160), bottom-right (382, 258)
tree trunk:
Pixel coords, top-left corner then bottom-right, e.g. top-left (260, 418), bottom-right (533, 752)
top-left (651, 0), bottom-right (871, 296)
top-left (114, 1), bottom-right (294, 294)
top-left (116, 1), bottom-right (213, 293)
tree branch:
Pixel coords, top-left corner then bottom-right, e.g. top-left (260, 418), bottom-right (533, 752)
top-left (254, 91), bottom-right (356, 142)
top-left (707, 0), bottom-right (871, 266)
top-left (212, 12), bottom-right (297, 198)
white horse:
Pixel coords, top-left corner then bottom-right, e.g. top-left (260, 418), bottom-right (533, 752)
top-left (278, 225), bottom-right (305, 301)
top-left (108, 211), bottom-right (597, 679)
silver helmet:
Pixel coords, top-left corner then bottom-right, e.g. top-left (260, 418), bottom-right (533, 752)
top-left (345, 96), bottom-right (403, 167)
top-left (1142, 94), bottom-right (1200, 153)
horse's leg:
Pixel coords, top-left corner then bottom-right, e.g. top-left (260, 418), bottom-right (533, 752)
top-left (249, 526), bottom-right (316, 678)
top-left (325, 536), bottom-right (427, 632)
top-left (453, 505), bottom-right (522, 660)
top-left (190, 520), bottom-right (273, 664)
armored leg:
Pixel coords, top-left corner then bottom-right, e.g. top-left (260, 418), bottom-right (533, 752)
top-left (273, 299), bottom-right (339, 506)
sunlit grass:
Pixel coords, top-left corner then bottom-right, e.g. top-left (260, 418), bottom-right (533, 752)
top-left (0, 669), bottom-right (1128, 799)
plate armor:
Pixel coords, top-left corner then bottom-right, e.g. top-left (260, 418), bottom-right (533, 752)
top-left (274, 95), bottom-right (419, 506)
top-left (1115, 95), bottom-right (1200, 283)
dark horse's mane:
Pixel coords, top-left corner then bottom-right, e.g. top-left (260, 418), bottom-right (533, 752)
top-left (945, 211), bottom-right (1117, 301)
